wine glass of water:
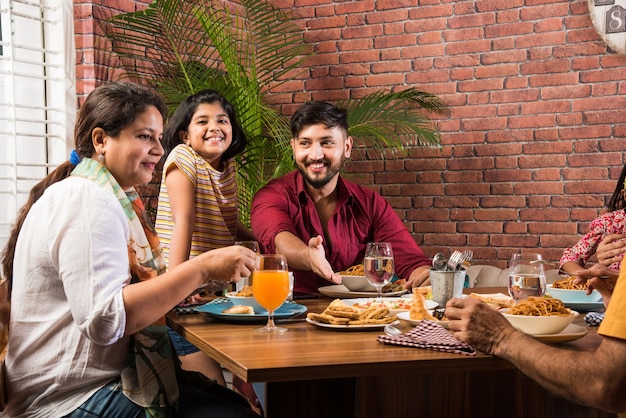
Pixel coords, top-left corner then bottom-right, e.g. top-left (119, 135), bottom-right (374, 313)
top-left (364, 242), bottom-right (395, 301)
top-left (253, 254), bottom-right (290, 333)
top-left (508, 252), bottom-right (547, 303)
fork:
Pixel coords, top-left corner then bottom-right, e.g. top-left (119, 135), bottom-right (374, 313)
top-left (446, 251), bottom-right (463, 271)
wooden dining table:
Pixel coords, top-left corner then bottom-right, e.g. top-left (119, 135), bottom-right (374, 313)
top-left (166, 287), bottom-right (615, 418)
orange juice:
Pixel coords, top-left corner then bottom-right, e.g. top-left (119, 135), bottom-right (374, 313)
top-left (252, 270), bottom-right (290, 311)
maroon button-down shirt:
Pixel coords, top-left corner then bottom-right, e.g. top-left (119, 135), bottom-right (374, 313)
top-left (250, 171), bottom-right (431, 294)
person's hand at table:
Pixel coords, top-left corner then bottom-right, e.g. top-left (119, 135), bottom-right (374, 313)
top-left (308, 235), bottom-right (341, 285)
top-left (445, 296), bottom-right (521, 355)
top-left (572, 263), bottom-right (618, 307)
top-left (595, 233), bottom-right (626, 267)
top-left (404, 265), bottom-right (431, 289)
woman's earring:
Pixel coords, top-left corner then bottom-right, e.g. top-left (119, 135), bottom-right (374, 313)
top-left (98, 153), bottom-right (105, 163)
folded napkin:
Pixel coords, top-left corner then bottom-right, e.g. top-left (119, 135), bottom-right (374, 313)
top-left (584, 312), bottom-right (605, 326)
top-left (377, 320), bottom-right (476, 356)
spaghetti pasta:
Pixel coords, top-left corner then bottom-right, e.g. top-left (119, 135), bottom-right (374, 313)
top-left (339, 264), bottom-right (365, 276)
top-left (507, 296), bottom-right (571, 317)
top-left (552, 275), bottom-right (587, 290)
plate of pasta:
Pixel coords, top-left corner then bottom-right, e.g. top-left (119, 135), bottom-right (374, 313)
top-left (547, 276), bottom-right (602, 303)
top-left (501, 297), bottom-right (578, 335)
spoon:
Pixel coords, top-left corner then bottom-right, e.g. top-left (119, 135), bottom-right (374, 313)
top-left (384, 324), bottom-right (403, 336)
top-left (432, 253), bottom-right (447, 270)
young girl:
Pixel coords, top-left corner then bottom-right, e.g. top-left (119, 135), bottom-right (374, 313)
top-left (156, 90), bottom-right (255, 386)
top-left (560, 164), bottom-right (626, 273)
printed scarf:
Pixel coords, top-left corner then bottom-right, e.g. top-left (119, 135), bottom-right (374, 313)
top-left (72, 158), bottom-right (179, 417)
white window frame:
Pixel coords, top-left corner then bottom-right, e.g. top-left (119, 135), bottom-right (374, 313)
top-left (0, 0), bottom-right (75, 257)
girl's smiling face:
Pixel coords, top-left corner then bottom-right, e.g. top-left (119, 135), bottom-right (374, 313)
top-left (181, 102), bottom-right (233, 169)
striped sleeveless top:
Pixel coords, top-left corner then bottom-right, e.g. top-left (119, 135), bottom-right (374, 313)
top-left (156, 144), bottom-right (238, 265)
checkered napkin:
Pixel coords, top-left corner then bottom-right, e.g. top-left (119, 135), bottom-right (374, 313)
top-left (377, 320), bottom-right (476, 356)
top-left (584, 312), bottom-right (605, 326)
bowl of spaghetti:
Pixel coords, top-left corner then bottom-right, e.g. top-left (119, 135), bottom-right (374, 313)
top-left (339, 264), bottom-right (376, 292)
top-left (501, 297), bottom-right (578, 335)
top-left (547, 275), bottom-right (602, 303)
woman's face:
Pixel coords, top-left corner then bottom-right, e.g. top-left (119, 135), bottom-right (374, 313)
top-left (181, 102), bottom-right (233, 169)
top-left (97, 106), bottom-right (164, 190)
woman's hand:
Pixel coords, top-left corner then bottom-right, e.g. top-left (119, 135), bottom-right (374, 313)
top-left (595, 234), bottom-right (626, 267)
top-left (573, 264), bottom-right (618, 307)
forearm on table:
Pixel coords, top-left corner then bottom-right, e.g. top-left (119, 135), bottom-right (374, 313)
top-left (496, 332), bottom-right (626, 413)
top-left (122, 262), bottom-right (205, 335)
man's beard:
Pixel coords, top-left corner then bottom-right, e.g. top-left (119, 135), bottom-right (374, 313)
top-left (297, 157), bottom-right (343, 189)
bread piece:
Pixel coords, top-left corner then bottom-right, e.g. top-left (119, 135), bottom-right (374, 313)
top-left (349, 315), bottom-right (398, 325)
top-left (307, 312), bottom-right (351, 325)
top-left (223, 305), bottom-right (254, 315)
top-left (469, 292), bottom-right (513, 309)
top-left (323, 299), bottom-right (362, 319)
top-left (410, 287), bottom-right (437, 321)
top-left (359, 306), bottom-right (390, 320)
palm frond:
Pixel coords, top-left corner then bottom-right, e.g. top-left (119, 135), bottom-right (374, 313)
top-left (339, 88), bottom-right (447, 158)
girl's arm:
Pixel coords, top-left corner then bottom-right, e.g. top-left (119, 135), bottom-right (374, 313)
top-left (164, 166), bottom-right (196, 269)
top-left (236, 220), bottom-right (256, 241)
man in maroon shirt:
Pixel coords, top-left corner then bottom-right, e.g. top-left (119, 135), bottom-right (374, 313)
top-left (250, 101), bottom-right (432, 294)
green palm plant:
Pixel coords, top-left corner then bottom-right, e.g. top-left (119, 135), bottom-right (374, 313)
top-left (102, 0), bottom-right (447, 223)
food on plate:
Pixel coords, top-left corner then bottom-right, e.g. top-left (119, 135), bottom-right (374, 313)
top-left (339, 264), bottom-right (364, 276)
top-left (351, 298), bottom-right (412, 311)
top-left (552, 275), bottom-right (587, 290)
top-left (382, 279), bottom-right (406, 293)
top-left (339, 264), bottom-right (406, 293)
top-left (236, 285), bottom-right (254, 297)
top-left (469, 292), bottom-right (513, 309)
top-left (409, 288), bottom-right (437, 321)
top-left (414, 285), bottom-right (432, 300)
top-left (222, 305), bottom-right (255, 315)
top-left (324, 299), bottom-right (362, 320)
top-left (507, 296), bottom-right (571, 317)
top-left (306, 299), bottom-right (398, 325)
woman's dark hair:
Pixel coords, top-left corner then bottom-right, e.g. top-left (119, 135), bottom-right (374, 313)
top-left (161, 89), bottom-right (247, 160)
top-left (290, 101), bottom-right (349, 138)
top-left (607, 164), bottom-right (626, 212)
top-left (1, 81), bottom-right (167, 284)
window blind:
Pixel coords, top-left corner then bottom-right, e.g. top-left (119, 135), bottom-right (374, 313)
top-left (0, 0), bottom-right (75, 259)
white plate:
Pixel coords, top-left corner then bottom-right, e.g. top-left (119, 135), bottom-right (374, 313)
top-left (533, 323), bottom-right (588, 343)
top-left (341, 297), bottom-right (437, 315)
top-left (318, 284), bottom-right (408, 299)
top-left (305, 317), bottom-right (400, 331)
top-left (397, 311), bottom-right (449, 329)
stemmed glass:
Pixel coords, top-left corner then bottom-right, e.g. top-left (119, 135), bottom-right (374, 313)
top-left (234, 241), bottom-right (260, 292)
top-left (508, 252), bottom-right (547, 303)
top-left (364, 242), bottom-right (395, 301)
top-left (252, 254), bottom-right (290, 333)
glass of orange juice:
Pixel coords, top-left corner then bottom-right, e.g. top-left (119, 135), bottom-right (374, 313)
top-left (252, 254), bottom-right (290, 333)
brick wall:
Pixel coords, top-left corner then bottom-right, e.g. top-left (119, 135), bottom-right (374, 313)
top-left (74, 0), bottom-right (626, 269)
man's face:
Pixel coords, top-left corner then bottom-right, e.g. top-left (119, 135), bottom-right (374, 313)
top-left (291, 124), bottom-right (352, 189)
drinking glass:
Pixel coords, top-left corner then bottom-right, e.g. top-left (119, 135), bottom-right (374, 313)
top-left (364, 242), bottom-right (395, 301)
top-left (252, 254), bottom-right (290, 333)
top-left (508, 252), bottom-right (547, 303)
top-left (234, 241), bottom-right (260, 293)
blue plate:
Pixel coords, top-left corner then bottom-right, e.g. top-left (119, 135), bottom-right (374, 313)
top-left (196, 298), bottom-right (308, 323)
top-left (564, 301), bottom-right (605, 312)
